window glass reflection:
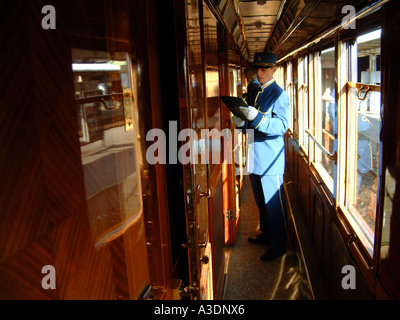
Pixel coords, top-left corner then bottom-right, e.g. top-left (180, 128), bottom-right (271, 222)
top-left (73, 49), bottom-right (142, 248)
top-left (345, 29), bottom-right (382, 256)
top-left (316, 48), bottom-right (336, 184)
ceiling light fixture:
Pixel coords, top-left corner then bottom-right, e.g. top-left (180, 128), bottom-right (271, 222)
top-left (257, 0), bottom-right (267, 5)
top-left (255, 20), bottom-right (263, 29)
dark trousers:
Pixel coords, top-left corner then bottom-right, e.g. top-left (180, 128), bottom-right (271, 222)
top-left (249, 174), bottom-right (288, 252)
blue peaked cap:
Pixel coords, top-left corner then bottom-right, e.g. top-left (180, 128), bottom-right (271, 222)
top-left (253, 52), bottom-right (277, 68)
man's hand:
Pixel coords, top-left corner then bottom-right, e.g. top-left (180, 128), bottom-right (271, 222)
top-left (239, 106), bottom-right (258, 122)
top-left (232, 116), bottom-right (245, 128)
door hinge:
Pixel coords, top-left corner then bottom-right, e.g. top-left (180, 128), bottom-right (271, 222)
top-left (226, 210), bottom-right (234, 221)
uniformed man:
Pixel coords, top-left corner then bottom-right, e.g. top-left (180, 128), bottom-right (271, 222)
top-left (232, 52), bottom-right (290, 261)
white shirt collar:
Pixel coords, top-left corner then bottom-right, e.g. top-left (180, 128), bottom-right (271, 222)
top-left (261, 78), bottom-right (275, 89)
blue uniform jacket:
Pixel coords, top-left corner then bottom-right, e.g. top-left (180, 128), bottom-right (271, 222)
top-left (246, 80), bottom-right (290, 176)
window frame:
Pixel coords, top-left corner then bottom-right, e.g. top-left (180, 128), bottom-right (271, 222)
top-left (298, 55), bottom-right (309, 156)
top-left (308, 46), bottom-right (337, 193)
top-left (285, 61), bottom-right (294, 132)
top-left (279, 2), bottom-right (391, 293)
top-left (339, 29), bottom-right (383, 257)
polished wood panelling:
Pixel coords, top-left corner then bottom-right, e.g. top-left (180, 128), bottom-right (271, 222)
top-left (129, 0), bottom-right (177, 299)
top-left (283, 2), bottom-right (400, 299)
top-left (378, 0), bottom-right (400, 299)
top-left (0, 1), bottom-right (151, 300)
top-left (202, 2), bottom-right (225, 300)
top-left (286, 135), bottom-right (374, 299)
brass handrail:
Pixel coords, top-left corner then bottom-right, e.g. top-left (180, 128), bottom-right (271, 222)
top-left (75, 93), bottom-right (123, 110)
top-left (306, 129), bottom-right (337, 164)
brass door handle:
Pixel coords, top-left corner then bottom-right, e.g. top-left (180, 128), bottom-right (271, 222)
top-left (194, 185), bottom-right (211, 205)
top-left (196, 184), bottom-right (211, 199)
top-left (200, 189), bottom-right (211, 199)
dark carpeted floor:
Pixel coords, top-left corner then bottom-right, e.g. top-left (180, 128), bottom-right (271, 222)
top-left (223, 175), bottom-right (308, 300)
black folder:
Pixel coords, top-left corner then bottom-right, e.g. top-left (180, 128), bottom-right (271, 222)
top-left (220, 96), bottom-right (248, 119)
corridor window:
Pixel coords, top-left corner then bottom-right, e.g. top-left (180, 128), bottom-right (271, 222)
top-left (344, 29), bottom-right (382, 256)
top-left (298, 56), bottom-right (309, 154)
top-left (275, 66), bottom-right (284, 90)
top-left (285, 62), bottom-right (294, 131)
top-left (312, 48), bottom-right (336, 190)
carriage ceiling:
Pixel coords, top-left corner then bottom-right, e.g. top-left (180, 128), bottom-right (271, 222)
top-left (211, 0), bottom-right (380, 62)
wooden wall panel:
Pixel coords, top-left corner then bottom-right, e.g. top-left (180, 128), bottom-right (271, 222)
top-left (378, 1), bottom-right (400, 299)
top-left (52, 214), bottom-right (116, 300)
top-left (0, 236), bottom-right (59, 300)
top-left (310, 179), bottom-right (333, 284)
top-left (132, 0), bottom-right (173, 298)
top-left (0, 1), bottom-right (151, 300)
top-left (312, 189), bottom-right (324, 262)
top-left (0, 1), bottom-right (91, 299)
top-left (288, 138), bottom-right (375, 299)
top-left (297, 156), bottom-right (310, 224)
top-left (211, 179), bottom-right (225, 300)
top-left (328, 223), bottom-right (373, 300)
